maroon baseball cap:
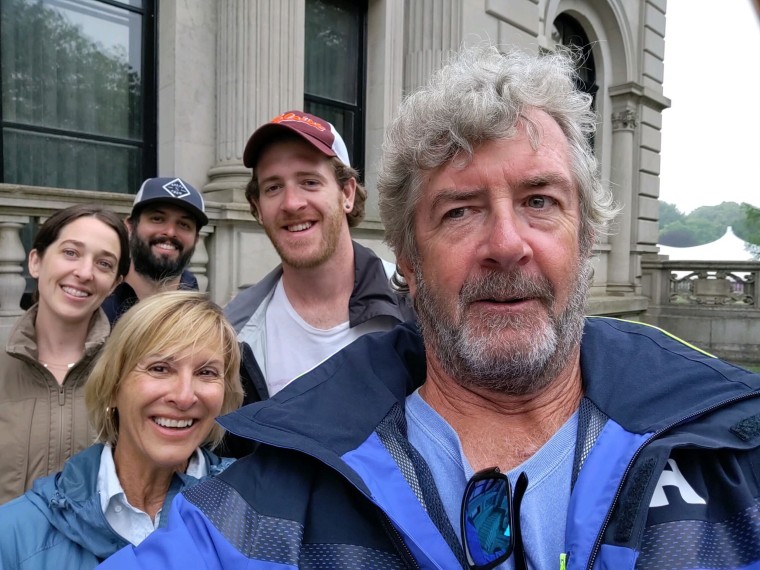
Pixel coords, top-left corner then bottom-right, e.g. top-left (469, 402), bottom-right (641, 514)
top-left (243, 110), bottom-right (351, 169)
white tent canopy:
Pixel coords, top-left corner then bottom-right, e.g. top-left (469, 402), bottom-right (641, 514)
top-left (658, 226), bottom-right (754, 261)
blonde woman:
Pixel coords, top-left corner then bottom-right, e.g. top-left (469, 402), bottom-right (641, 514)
top-left (0, 292), bottom-right (243, 569)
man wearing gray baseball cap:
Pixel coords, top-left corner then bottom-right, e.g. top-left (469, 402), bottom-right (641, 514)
top-left (102, 177), bottom-right (207, 325)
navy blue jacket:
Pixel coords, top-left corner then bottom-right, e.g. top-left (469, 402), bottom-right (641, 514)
top-left (100, 318), bottom-right (760, 569)
top-left (101, 270), bottom-right (199, 326)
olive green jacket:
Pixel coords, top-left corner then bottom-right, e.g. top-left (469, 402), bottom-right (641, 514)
top-left (0, 305), bottom-right (108, 505)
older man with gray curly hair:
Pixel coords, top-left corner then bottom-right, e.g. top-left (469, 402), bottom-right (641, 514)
top-left (101, 45), bottom-right (760, 570)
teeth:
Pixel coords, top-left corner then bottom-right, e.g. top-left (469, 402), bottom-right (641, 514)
top-left (155, 242), bottom-right (177, 250)
top-left (287, 222), bottom-right (313, 232)
top-left (153, 417), bottom-right (194, 428)
top-left (62, 286), bottom-right (89, 298)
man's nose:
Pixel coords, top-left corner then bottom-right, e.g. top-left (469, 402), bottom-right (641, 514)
top-left (160, 222), bottom-right (178, 238)
top-left (478, 206), bottom-right (533, 269)
top-left (281, 185), bottom-right (307, 211)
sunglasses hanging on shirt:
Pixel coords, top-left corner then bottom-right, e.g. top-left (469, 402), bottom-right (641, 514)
top-left (460, 468), bottom-right (528, 570)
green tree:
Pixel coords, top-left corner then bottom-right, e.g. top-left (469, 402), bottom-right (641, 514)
top-left (659, 201), bottom-right (684, 228)
top-left (740, 203), bottom-right (760, 260)
top-left (659, 218), bottom-right (719, 247)
top-left (1, 0), bottom-right (142, 192)
top-left (658, 201), bottom-right (753, 246)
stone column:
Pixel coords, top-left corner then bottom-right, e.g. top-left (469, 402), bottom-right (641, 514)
top-left (204, 0), bottom-right (305, 202)
top-left (188, 226), bottom-right (212, 293)
top-left (404, 0), bottom-right (462, 93)
top-left (607, 107), bottom-right (638, 294)
top-left (0, 216), bottom-right (29, 346)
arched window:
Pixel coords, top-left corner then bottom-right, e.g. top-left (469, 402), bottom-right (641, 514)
top-left (551, 14), bottom-right (598, 148)
top-left (551, 14), bottom-right (598, 109)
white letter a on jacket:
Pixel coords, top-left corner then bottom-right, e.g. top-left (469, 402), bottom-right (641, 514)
top-left (649, 458), bottom-right (707, 508)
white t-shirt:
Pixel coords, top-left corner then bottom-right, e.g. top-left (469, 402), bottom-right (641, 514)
top-left (264, 278), bottom-right (396, 396)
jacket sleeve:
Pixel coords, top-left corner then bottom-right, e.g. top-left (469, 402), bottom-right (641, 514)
top-left (97, 493), bottom-right (263, 570)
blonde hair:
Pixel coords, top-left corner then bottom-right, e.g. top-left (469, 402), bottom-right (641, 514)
top-left (85, 291), bottom-right (243, 449)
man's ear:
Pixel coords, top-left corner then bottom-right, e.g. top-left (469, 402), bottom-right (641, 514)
top-left (124, 216), bottom-right (135, 236)
top-left (397, 254), bottom-right (417, 299)
top-left (341, 178), bottom-right (357, 211)
top-left (250, 200), bottom-right (262, 224)
top-left (28, 249), bottom-right (41, 279)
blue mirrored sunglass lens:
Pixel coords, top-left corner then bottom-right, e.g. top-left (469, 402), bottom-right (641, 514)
top-left (463, 478), bottom-right (513, 566)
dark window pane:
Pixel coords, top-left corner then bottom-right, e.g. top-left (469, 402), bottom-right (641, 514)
top-left (2, 0), bottom-right (142, 138)
top-left (1, 0), bottom-right (153, 192)
top-left (305, 0), bottom-right (360, 105)
top-left (304, 0), bottom-right (365, 174)
top-left (3, 128), bottom-right (141, 193)
top-left (551, 14), bottom-right (596, 96)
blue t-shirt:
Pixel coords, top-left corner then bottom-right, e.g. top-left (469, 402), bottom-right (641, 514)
top-left (406, 389), bottom-right (577, 570)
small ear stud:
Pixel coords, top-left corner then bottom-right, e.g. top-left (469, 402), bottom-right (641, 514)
top-left (345, 202), bottom-right (351, 210)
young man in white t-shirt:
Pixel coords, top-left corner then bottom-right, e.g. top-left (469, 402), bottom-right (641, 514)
top-left (222, 111), bottom-right (414, 454)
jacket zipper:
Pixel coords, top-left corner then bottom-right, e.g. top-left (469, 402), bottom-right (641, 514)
top-left (585, 390), bottom-right (760, 569)
top-left (381, 510), bottom-right (421, 569)
top-left (224, 424), bottom-right (431, 569)
top-left (58, 384), bottom-right (66, 470)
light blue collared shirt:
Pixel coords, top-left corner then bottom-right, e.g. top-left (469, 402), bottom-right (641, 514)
top-left (96, 444), bottom-right (206, 545)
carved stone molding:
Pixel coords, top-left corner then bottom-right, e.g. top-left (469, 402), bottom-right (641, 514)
top-left (611, 109), bottom-right (639, 131)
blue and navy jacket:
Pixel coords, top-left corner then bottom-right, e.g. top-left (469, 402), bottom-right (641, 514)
top-left (100, 318), bottom-right (760, 569)
top-left (0, 443), bottom-right (232, 570)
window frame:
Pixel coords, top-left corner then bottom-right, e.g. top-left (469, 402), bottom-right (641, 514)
top-left (303, 0), bottom-right (368, 177)
top-left (0, 0), bottom-right (157, 192)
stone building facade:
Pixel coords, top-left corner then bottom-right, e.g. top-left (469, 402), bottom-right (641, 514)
top-left (0, 0), bottom-right (670, 344)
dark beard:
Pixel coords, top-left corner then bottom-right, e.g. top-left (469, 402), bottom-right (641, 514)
top-left (130, 231), bottom-right (195, 282)
top-left (414, 258), bottom-right (591, 395)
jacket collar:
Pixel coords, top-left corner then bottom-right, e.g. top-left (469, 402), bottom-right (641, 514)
top-left (25, 443), bottom-right (229, 558)
top-left (5, 304), bottom-right (110, 361)
top-left (218, 321), bottom-right (426, 457)
top-left (225, 241), bottom-right (414, 333)
top-left (348, 241), bottom-right (414, 326)
top-left (222, 318), bottom-right (760, 456)
top-left (580, 317), bottom-right (760, 434)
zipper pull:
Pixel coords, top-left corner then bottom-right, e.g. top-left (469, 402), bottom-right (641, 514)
top-left (58, 386), bottom-right (65, 406)
top-left (560, 553), bottom-right (568, 570)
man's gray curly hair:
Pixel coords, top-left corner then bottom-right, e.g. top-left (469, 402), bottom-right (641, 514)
top-left (377, 45), bottom-right (617, 264)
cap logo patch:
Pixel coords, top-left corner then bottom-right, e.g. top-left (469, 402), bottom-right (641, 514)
top-left (271, 112), bottom-right (327, 132)
top-left (162, 178), bottom-right (191, 199)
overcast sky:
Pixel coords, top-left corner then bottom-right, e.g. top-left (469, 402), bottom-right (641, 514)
top-left (659, 0), bottom-right (760, 213)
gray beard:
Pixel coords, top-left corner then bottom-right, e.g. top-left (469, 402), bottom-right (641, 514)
top-left (413, 258), bottom-right (591, 395)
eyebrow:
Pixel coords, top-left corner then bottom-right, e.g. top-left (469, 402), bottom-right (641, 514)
top-left (429, 188), bottom-right (485, 213)
top-left (518, 173), bottom-right (574, 192)
top-left (59, 239), bottom-right (118, 260)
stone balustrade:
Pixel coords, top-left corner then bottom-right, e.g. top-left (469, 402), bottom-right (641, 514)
top-left (642, 256), bottom-right (760, 363)
top-left (0, 184), bottom-right (232, 347)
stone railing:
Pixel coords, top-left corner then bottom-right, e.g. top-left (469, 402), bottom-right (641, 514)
top-left (0, 184), bottom-right (231, 346)
top-left (642, 257), bottom-right (760, 363)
